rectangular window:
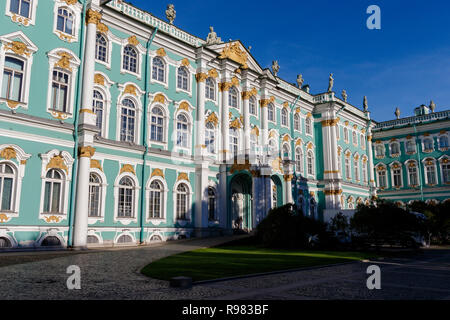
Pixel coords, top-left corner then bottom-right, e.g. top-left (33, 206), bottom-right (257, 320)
top-left (378, 171), bottom-right (386, 188)
top-left (393, 169), bottom-right (402, 187)
top-left (10, 0), bottom-right (31, 19)
top-left (2, 57), bottom-right (24, 102)
top-left (409, 167), bottom-right (418, 186)
top-left (51, 70), bottom-right (69, 113)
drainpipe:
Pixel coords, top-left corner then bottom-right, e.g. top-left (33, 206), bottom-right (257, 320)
top-left (139, 27), bottom-right (159, 244)
top-left (67, 0), bottom-right (88, 248)
top-left (413, 123), bottom-right (424, 201)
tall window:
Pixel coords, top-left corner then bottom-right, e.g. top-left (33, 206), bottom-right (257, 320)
top-left (229, 87), bottom-right (238, 108)
top-left (352, 131), bottom-right (357, 145)
top-left (307, 151), bottom-right (314, 176)
top-left (360, 134), bottom-right (365, 148)
top-left (10, 0), bottom-right (31, 18)
top-left (205, 78), bottom-right (215, 100)
top-left (123, 46), bottom-right (137, 73)
top-left (337, 152), bottom-right (342, 176)
top-left (375, 145), bottom-right (384, 157)
top-left (390, 142), bottom-right (400, 156)
top-left (295, 148), bottom-right (303, 173)
top-left (1, 57), bottom-right (24, 102)
top-left (423, 138), bottom-right (434, 151)
top-left (249, 97), bottom-right (257, 115)
top-left (152, 57), bottom-right (165, 82)
top-left (282, 144), bottom-right (290, 160)
top-left (268, 103), bottom-right (275, 122)
top-left (120, 98), bottom-right (136, 143)
top-left (118, 177), bottom-right (134, 218)
top-left (406, 140), bottom-right (415, 153)
top-left (148, 180), bottom-right (162, 219)
top-left (88, 173), bottom-right (101, 217)
top-left (268, 139), bottom-right (277, 156)
top-left (56, 8), bottom-right (74, 35)
top-left (150, 106), bottom-right (164, 142)
top-left (442, 161), bottom-right (450, 184)
top-left (440, 136), bottom-right (449, 149)
top-left (294, 114), bottom-right (301, 131)
top-left (177, 67), bottom-right (189, 91)
top-left (0, 163), bottom-right (15, 211)
top-left (305, 117), bottom-right (312, 135)
top-left (229, 128), bottom-right (238, 157)
top-left (425, 161), bottom-right (436, 185)
top-left (205, 122), bottom-right (215, 154)
top-left (176, 183), bottom-right (189, 220)
top-left (51, 70), bottom-right (69, 113)
top-left (392, 166), bottom-right (402, 188)
top-left (344, 127), bottom-right (349, 142)
top-left (176, 114), bottom-right (189, 148)
top-left (345, 157), bottom-right (351, 180)
top-left (354, 158), bottom-right (359, 181)
top-left (281, 109), bottom-right (288, 126)
top-left (92, 90), bottom-right (104, 134)
top-left (208, 187), bottom-right (216, 221)
top-left (378, 169), bottom-right (387, 188)
top-left (362, 160), bottom-right (368, 184)
top-left (95, 34), bottom-right (108, 63)
top-left (43, 169), bottom-right (63, 214)
top-left (408, 163), bottom-right (418, 186)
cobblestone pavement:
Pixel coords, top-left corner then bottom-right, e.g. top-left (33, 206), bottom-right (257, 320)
top-left (0, 240), bottom-right (449, 300)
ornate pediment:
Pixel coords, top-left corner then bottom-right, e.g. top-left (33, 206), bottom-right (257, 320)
top-left (218, 42), bottom-right (248, 69)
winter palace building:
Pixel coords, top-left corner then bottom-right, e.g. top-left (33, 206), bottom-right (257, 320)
top-left (0, 0), bottom-right (448, 249)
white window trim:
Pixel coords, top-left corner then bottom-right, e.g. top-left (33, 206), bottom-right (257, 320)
top-left (305, 116), bottom-right (314, 137)
top-left (439, 156), bottom-right (450, 185)
top-left (438, 133), bottom-right (449, 151)
top-left (92, 80), bottom-right (112, 138)
top-left (88, 167), bottom-right (108, 225)
top-left (306, 149), bottom-right (315, 178)
top-left (0, 31), bottom-right (38, 110)
top-left (207, 182), bottom-right (219, 225)
top-left (115, 83), bottom-right (144, 144)
top-left (389, 141), bottom-right (401, 157)
top-left (281, 108), bottom-right (290, 128)
top-left (52, 0), bottom-right (82, 43)
top-left (293, 113), bottom-right (301, 133)
top-left (38, 149), bottom-right (74, 223)
top-left (149, 54), bottom-right (170, 89)
top-left (148, 101), bottom-right (169, 150)
top-left (5, 0), bottom-right (39, 26)
top-left (175, 61), bottom-right (195, 97)
top-left (267, 103), bottom-right (276, 124)
top-left (145, 176), bottom-right (168, 225)
top-left (120, 38), bottom-right (145, 79)
top-left (205, 121), bottom-right (217, 156)
top-left (422, 158), bottom-right (438, 186)
top-left (205, 77), bottom-right (219, 105)
top-left (249, 96), bottom-right (258, 118)
top-left (95, 32), bottom-right (113, 69)
top-left (172, 103), bottom-right (194, 155)
top-left (344, 126), bottom-right (349, 144)
top-left (353, 155), bottom-right (360, 182)
top-left (282, 142), bottom-right (291, 160)
top-left (113, 171), bottom-right (140, 225)
top-left (405, 160), bottom-right (419, 187)
top-left (376, 164), bottom-right (387, 189)
top-left (336, 125), bottom-right (340, 140)
top-left (173, 179), bottom-right (193, 227)
top-left (46, 48), bottom-right (81, 119)
top-left (352, 130), bottom-right (358, 146)
top-left (389, 162), bottom-right (403, 189)
top-left (360, 134), bottom-right (366, 150)
top-left (114, 231), bottom-right (137, 245)
top-left (295, 146), bottom-right (304, 175)
top-left (362, 157), bottom-right (368, 184)
top-left (228, 86), bottom-right (241, 111)
top-left (374, 143), bottom-right (385, 159)
top-left (421, 136), bottom-right (435, 153)
top-left (405, 138), bottom-right (417, 154)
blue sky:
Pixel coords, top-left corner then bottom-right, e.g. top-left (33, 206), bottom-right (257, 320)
top-left (130, 0), bottom-right (450, 122)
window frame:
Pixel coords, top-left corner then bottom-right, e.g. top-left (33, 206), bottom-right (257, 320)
top-left (305, 116), bottom-right (313, 136)
top-left (5, 0), bottom-right (38, 26)
top-left (146, 177), bottom-right (168, 223)
top-left (151, 56), bottom-right (166, 84)
top-left (95, 33), bottom-right (110, 66)
top-left (423, 159), bottom-right (438, 186)
top-left (52, 2), bottom-right (81, 43)
top-left (173, 181), bottom-right (192, 223)
top-left (390, 163), bottom-right (403, 188)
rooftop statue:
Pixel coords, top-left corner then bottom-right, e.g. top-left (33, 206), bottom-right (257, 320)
top-left (342, 90), bottom-right (348, 102)
top-left (205, 26), bottom-right (223, 45)
top-left (296, 74), bottom-right (304, 88)
top-left (166, 4), bottom-right (176, 24)
top-left (395, 107), bottom-right (401, 119)
top-left (430, 100), bottom-right (436, 112)
top-left (327, 73), bottom-right (334, 92)
top-left (363, 96), bottom-right (368, 112)
top-left (272, 61), bottom-right (280, 77)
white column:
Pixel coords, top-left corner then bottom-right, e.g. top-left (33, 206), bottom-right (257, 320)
top-left (220, 82), bottom-right (230, 162)
top-left (219, 165), bottom-right (228, 230)
top-left (368, 133), bottom-right (376, 192)
top-left (195, 72), bottom-right (206, 158)
top-left (285, 177), bottom-right (293, 204)
top-left (242, 91), bottom-right (250, 154)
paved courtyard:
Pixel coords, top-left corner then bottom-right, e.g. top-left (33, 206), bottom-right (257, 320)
top-left (0, 237), bottom-right (449, 300)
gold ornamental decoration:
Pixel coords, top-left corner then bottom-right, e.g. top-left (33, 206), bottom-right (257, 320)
top-left (179, 102), bottom-right (190, 112)
top-left (128, 35), bottom-right (139, 46)
top-left (205, 112), bottom-right (219, 126)
top-left (282, 135), bottom-right (290, 142)
top-left (94, 73), bottom-right (105, 86)
top-left (79, 146), bottom-right (96, 158)
top-left (0, 147), bottom-right (17, 160)
top-left (251, 126), bottom-right (260, 137)
top-left (97, 22), bottom-right (109, 34)
top-left (46, 155), bottom-right (69, 174)
top-left (124, 84), bottom-right (137, 96)
top-left (195, 73), bottom-right (208, 82)
top-left (231, 77), bottom-right (239, 87)
top-left (307, 142), bottom-right (314, 150)
top-left (156, 48), bottom-right (166, 57)
top-left (90, 159), bottom-right (103, 171)
top-left (324, 189), bottom-right (343, 196)
top-left (63, 0), bottom-right (78, 5)
top-left (55, 52), bottom-right (73, 72)
top-left (208, 69), bottom-right (219, 78)
top-left (321, 119), bottom-right (338, 127)
top-left (230, 118), bottom-right (242, 129)
top-left (151, 168), bottom-right (165, 179)
top-left (45, 215), bottom-right (61, 223)
top-left (177, 172), bottom-right (190, 182)
top-left (86, 9), bottom-right (102, 25)
top-left (242, 88), bottom-right (257, 100)
top-left (0, 213), bottom-right (9, 223)
top-left (218, 43), bottom-right (249, 69)
top-left (4, 41), bottom-right (31, 57)
top-left (295, 139), bottom-right (303, 146)
top-left (260, 96), bottom-right (275, 108)
top-left (120, 164), bottom-right (136, 175)
top-left (284, 174), bottom-right (293, 182)
top-left (11, 13), bottom-right (30, 26)
top-left (181, 58), bottom-right (190, 67)
top-left (268, 130), bottom-right (277, 139)
top-left (230, 160), bottom-right (251, 175)
top-left (283, 102), bottom-right (289, 108)
top-left (153, 93), bottom-right (166, 104)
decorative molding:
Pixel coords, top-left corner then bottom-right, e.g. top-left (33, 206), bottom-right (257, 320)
top-left (4, 41), bottom-right (31, 57)
top-left (54, 52), bottom-right (74, 72)
top-left (208, 69), bottom-right (218, 78)
top-left (205, 112), bottom-right (219, 126)
top-left (151, 168), bottom-right (165, 179)
top-left (46, 155), bottom-right (69, 174)
top-left (218, 42), bottom-right (248, 69)
top-left (120, 164), bottom-right (136, 175)
top-left (195, 72), bottom-right (208, 82)
top-left (321, 119), bottom-right (338, 127)
top-left (153, 93), bottom-right (166, 104)
top-left (79, 146), bottom-right (96, 158)
top-left (86, 9), bottom-right (102, 25)
top-left (242, 88), bottom-right (258, 100)
top-left (181, 58), bottom-right (190, 67)
top-left (251, 126), bottom-right (260, 137)
top-left (177, 172), bottom-right (189, 182)
top-left (90, 159), bottom-right (103, 171)
top-left (156, 48), bottom-right (166, 57)
top-left (124, 84), bottom-right (137, 96)
top-left (178, 101), bottom-right (190, 112)
top-left (94, 73), bottom-right (105, 86)
top-left (0, 147), bottom-right (16, 160)
top-left (97, 22), bottom-right (109, 33)
top-left (128, 35), bottom-right (139, 46)
top-left (260, 96), bottom-right (275, 108)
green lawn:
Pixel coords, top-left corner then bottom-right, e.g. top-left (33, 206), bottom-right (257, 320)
top-left (141, 245), bottom-right (378, 282)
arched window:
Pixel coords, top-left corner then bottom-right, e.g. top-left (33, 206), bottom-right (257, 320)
top-left (205, 122), bottom-right (216, 154)
top-left (408, 162), bottom-right (418, 186)
top-left (423, 138), bottom-right (434, 151)
top-left (123, 46), bottom-right (137, 73)
top-left (176, 114), bottom-right (189, 148)
top-left (344, 127), bottom-right (349, 142)
top-left (149, 180), bottom-right (163, 219)
top-left (177, 67), bottom-right (189, 91)
top-left (268, 103), bottom-right (275, 122)
top-left (120, 98), bottom-right (136, 143)
top-left (375, 145), bottom-right (384, 157)
top-left (348, 198), bottom-right (354, 210)
top-left (295, 148), bottom-right (303, 174)
top-left (294, 114), bottom-right (301, 131)
top-left (362, 160), bottom-right (368, 184)
top-left (406, 140), bottom-right (415, 153)
top-left (95, 33), bottom-right (108, 62)
top-left (176, 183), bottom-right (189, 220)
top-left (1, 56), bottom-right (24, 102)
top-left (0, 237), bottom-right (12, 248)
top-left (307, 151), bottom-right (314, 176)
top-left (390, 142), bottom-right (400, 156)
top-left (305, 117), bottom-right (312, 135)
top-left (152, 57), bottom-right (165, 82)
top-left (249, 97), bottom-right (257, 115)
top-left (440, 136), bottom-right (449, 149)
top-left (360, 134), bottom-right (365, 148)
top-left (118, 176), bottom-right (134, 218)
top-left (51, 70), bottom-right (70, 113)
top-left (425, 160), bottom-right (437, 185)
top-left (352, 131), bottom-right (357, 145)
top-left (43, 169), bottom-right (63, 214)
top-left (205, 78), bottom-right (215, 100)
top-left (271, 182), bottom-right (278, 209)
top-left (392, 165), bottom-right (402, 188)
top-left (208, 187), bottom-right (216, 221)
top-left (229, 87), bottom-right (238, 108)
top-left (56, 8), bottom-right (74, 35)
top-left (10, 0), bottom-right (31, 18)
top-left (41, 236), bottom-right (61, 247)
top-left (117, 234), bottom-right (132, 244)
top-left (92, 90), bottom-right (104, 134)
top-left (442, 160), bottom-right (450, 184)
top-left (282, 144), bottom-right (290, 160)
top-left (281, 109), bottom-right (288, 126)
top-left (353, 157), bottom-right (359, 181)
top-left (229, 128), bottom-right (239, 157)
top-left (88, 173), bottom-right (102, 217)
top-left (345, 156), bottom-right (351, 180)
top-left (150, 106), bottom-right (164, 142)
top-left (0, 163), bottom-right (15, 211)
top-left (377, 167), bottom-right (387, 188)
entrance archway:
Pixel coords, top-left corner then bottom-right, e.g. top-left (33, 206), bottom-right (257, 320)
top-left (229, 173), bottom-right (253, 231)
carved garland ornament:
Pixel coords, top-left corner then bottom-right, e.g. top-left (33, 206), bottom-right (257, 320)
top-left (46, 155), bottom-right (69, 174)
top-left (151, 168), bottom-right (165, 179)
top-left (94, 73), bottom-right (105, 86)
top-left (55, 52), bottom-right (73, 72)
top-left (4, 41), bottom-right (31, 57)
top-left (242, 88), bottom-right (258, 100)
top-left (153, 93), bottom-right (166, 104)
top-left (218, 43), bottom-right (249, 69)
top-left (260, 96), bottom-right (275, 108)
top-left (177, 172), bottom-right (189, 182)
top-left (120, 164), bottom-right (136, 175)
top-left (90, 159), bottom-right (103, 171)
top-left (79, 146), bottom-right (96, 158)
top-left (86, 9), bottom-right (102, 25)
top-left (0, 147), bottom-right (17, 160)
top-left (128, 35), bottom-right (139, 46)
top-left (205, 112), bottom-right (219, 126)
